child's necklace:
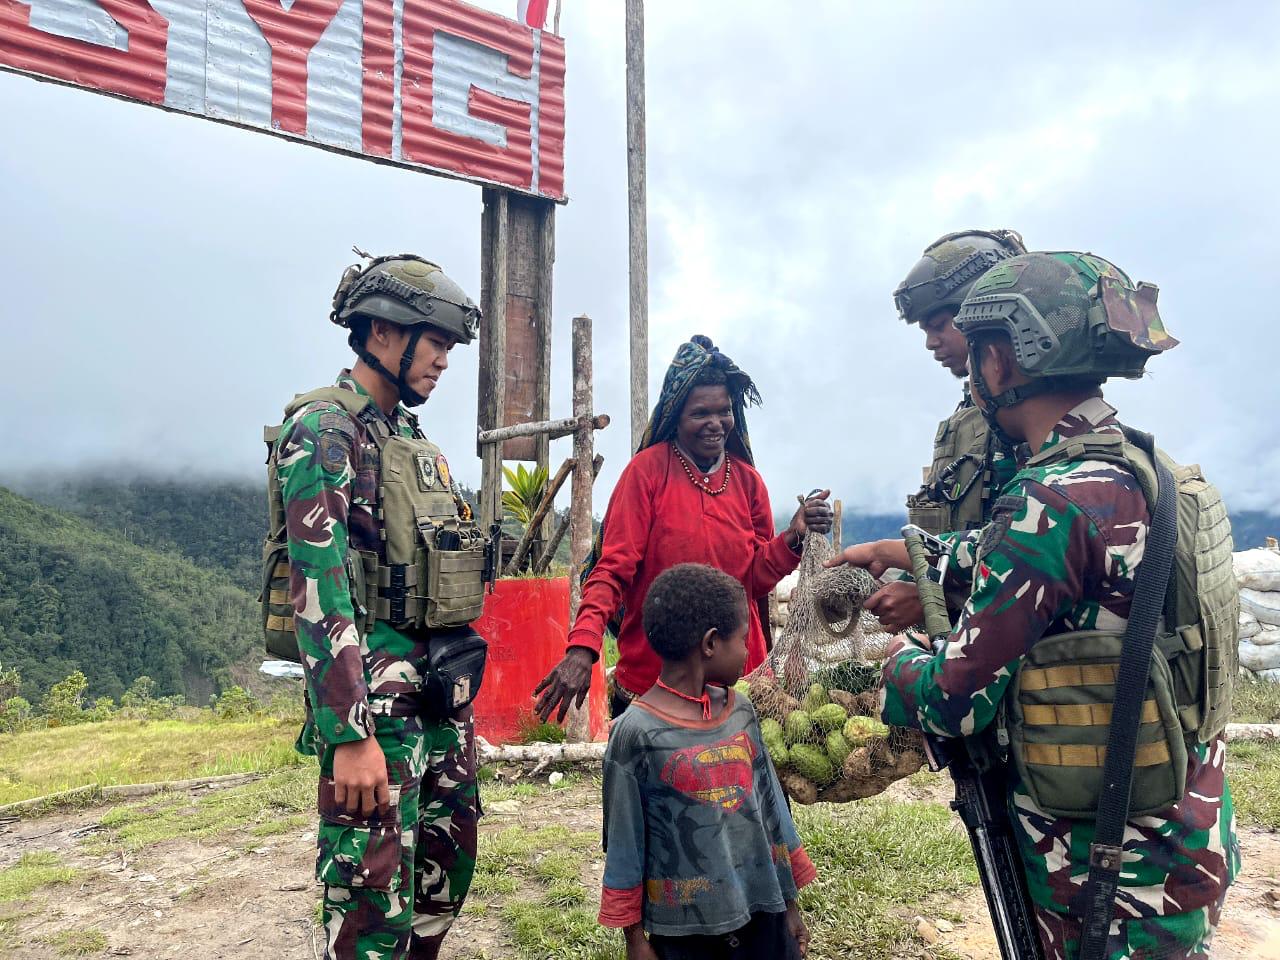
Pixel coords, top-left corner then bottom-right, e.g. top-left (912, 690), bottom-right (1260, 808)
top-left (655, 679), bottom-right (714, 720)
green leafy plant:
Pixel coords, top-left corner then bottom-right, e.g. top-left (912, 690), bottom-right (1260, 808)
top-left (502, 464), bottom-right (549, 530)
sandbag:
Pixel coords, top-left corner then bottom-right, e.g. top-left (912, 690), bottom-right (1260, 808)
top-left (1240, 588), bottom-right (1280, 626)
top-left (1238, 639), bottom-right (1280, 673)
top-left (1257, 668), bottom-right (1280, 684)
top-left (1239, 611), bottom-right (1261, 640)
top-left (1254, 627), bottom-right (1280, 647)
top-left (1234, 549), bottom-right (1280, 592)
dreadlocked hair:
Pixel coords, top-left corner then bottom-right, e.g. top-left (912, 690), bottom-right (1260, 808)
top-left (643, 563), bottom-right (747, 661)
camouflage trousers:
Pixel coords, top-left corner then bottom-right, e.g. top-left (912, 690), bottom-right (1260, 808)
top-left (1035, 888), bottom-right (1227, 960)
top-left (315, 704), bottom-right (479, 960)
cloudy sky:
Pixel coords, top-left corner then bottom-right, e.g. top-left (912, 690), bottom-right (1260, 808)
top-left (4, 0), bottom-right (1279, 519)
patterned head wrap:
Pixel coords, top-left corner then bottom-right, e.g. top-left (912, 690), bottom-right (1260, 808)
top-left (579, 336), bottom-right (763, 630)
top-left (635, 334), bottom-right (761, 463)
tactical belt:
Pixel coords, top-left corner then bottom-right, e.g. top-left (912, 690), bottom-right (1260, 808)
top-left (1076, 431), bottom-right (1178, 960)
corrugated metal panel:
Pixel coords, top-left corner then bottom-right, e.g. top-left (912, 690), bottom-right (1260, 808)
top-left (0, 0), bottom-right (566, 201)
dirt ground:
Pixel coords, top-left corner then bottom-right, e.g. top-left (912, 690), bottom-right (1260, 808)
top-left (2, 776), bottom-right (1278, 959)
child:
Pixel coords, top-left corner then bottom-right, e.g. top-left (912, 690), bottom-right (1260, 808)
top-left (597, 562), bottom-right (816, 960)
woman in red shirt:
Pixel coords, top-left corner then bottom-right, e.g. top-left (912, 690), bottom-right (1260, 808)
top-left (535, 335), bottom-right (832, 721)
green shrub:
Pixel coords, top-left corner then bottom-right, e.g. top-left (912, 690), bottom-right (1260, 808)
top-left (41, 671), bottom-right (88, 727)
top-left (0, 696), bottom-right (35, 734)
top-left (212, 685), bottom-right (259, 721)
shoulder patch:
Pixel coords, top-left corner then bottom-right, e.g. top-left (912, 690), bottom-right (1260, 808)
top-left (978, 494), bottom-right (1026, 558)
top-left (318, 411), bottom-right (357, 437)
top-left (318, 430), bottom-right (353, 470)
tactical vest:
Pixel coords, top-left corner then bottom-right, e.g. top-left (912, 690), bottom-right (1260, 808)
top-left (261, 387), bottom-right (488, 663)
top-left (906, 403), bottom-right (996, 535)
top-left (1001, 431), bottom-right (1238, 819)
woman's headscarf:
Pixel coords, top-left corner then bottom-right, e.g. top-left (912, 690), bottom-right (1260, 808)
top-left (579, 336), bottom-right (762, 628)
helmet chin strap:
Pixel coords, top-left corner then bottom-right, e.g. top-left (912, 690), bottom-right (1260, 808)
top-left (350, 326), bottom-right (429, 407)
top-left (968, 343), bottom-right (1100, 446)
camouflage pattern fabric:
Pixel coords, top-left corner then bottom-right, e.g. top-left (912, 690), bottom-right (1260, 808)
top-left (276, 371), bottom-right (432, 746)
top-left (318, 705), bottom-right (479, 959)
top-left (1034, 887), bottom-right (1225, 960)
top-left (880, 397), bottom-right (1239, 924)
top-left (276, 371), bottom-right (478, 957)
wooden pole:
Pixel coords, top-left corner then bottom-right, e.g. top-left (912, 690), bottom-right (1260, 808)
top-left (625, 0), bottom-right (648, 455)
top-left (833, 498), bottom-right (843, 548)
top-left (534, 202), bottom-right (557, 544)
top-left (477, 414), bottom-right (609, 446)
top-left (534, 454), bottom-right (604, 575)
top-left (478, 190), bottom-right (510, 532)
top-left (567, 314), bottom-right (595, 742)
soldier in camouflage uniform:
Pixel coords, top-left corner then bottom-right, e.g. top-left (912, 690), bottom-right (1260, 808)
top-left (869, 230), bottom-right (1028, 629)
top-left (273, 254), bottom-right (483, 959)
top-left (835, 252), bottom-right (1239, 959)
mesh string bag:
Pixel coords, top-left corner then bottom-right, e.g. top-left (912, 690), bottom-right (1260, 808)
top-left (743, 531), bottom-right (927, 804)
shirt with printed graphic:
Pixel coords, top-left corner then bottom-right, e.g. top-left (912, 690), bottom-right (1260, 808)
top-left (598, 691), bottom-right (817, 936)
top-left (275, 371), bottom-right (460, 747)
top-left (880, 396), bottom-right (1240, 919)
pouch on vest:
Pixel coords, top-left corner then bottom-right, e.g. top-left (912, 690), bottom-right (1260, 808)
top-left (419, 626), bottom-right (488, 716)
top-left (1008, 630), bottom-right (1189, 818)
top-left (1022, 432), bottom-right (1239, 745)
top-left (377, 435), bottom-right (487, 630)
top-left (907, 404), bottom-right (992, 535)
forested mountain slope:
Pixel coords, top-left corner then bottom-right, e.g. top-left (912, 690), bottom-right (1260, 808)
top-left (0, 485), bottom-right (257, 704)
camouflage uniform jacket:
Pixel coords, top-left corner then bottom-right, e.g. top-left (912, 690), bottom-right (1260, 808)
top-left (276, 371), bottom-right (440, 747)
top-left (881, 396), bottom-right (1240, 919)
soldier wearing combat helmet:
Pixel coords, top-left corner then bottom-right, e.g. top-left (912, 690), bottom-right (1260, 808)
top-left (835, 252), bottom-right (1240, 960)
top-left (263, 252), bottom-right (490, 960)
top-left (862, 229), bottom-right (1027, 631)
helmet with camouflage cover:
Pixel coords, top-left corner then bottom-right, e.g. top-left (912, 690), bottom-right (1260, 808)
top-left (893, 229), bottom-right (1027, 325)
top-left (329, 251), bottom-right (481, 406)
top-left (954, 251), bottom-right (1179, 410)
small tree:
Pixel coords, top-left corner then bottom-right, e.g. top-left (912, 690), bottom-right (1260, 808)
top-left (501, 464), bottom-right (548, 530)
top-left (0, 696), bottom-right (33, 734)
top-left (42, 670), bottom-right (88, 727)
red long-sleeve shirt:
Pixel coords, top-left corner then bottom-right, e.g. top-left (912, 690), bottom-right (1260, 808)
top-left (568, 443), bottom-right (800, 696)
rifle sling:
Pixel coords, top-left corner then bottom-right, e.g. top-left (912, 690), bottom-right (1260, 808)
top-left (1076, 431), bottom-right (1178, 960)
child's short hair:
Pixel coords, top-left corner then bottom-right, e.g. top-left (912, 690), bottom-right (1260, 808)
top-left (642, 563), bottom-right (747, 660)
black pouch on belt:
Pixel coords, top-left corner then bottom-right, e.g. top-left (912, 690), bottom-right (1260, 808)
top-left (421, 625), bottom-right (489, 717)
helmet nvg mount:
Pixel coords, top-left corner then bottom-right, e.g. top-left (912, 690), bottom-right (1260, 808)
top-left (330, 250), bottom-right (481, 407)
top-left (954, 251), bottom-right (1179, 411)
top-left (893, 229), bottom-right (1027, 325)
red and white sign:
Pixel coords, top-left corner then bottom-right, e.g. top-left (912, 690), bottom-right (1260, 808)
top-left (0, 0), bottom-right (566, 200)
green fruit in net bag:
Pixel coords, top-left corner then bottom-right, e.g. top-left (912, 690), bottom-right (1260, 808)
top-left (790, 743), bottom-right (836, 785)
top-left (812, 703), bottom-right (848, 733)
top-left (785, 710), bottom-right (813, 744)
top-left (843, 715), bottom-right (889, 745)
top-left (802, 683), bottom-right (829, 712)
top-left (825, 731), bottom-right (852, 765)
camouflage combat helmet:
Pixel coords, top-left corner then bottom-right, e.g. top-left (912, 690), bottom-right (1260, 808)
top-left (893, 229), bottom-right (1027, 325)
top-left (954, 251), bottom-right (1179, 410)
top-left (329, 250), bottom-right (480, 406)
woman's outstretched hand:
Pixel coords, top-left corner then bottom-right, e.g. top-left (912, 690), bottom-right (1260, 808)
top-left (533, 646), bottom-right (596, 723)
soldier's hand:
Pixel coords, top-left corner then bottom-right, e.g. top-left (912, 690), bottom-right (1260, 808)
top-left (533, 646), bottom-right (596, 724)
top-left (332, 736), bottom-right (391, 818)
top-left (825, 538), bottom-right (908, 577)
top-left (864, 581), bottom-right (924, 633)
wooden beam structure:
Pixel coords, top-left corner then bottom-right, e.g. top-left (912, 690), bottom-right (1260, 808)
top-left (625, 0), bottom-right (649, 454)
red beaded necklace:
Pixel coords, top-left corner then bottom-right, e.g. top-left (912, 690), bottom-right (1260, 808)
top-left (655, 678), bottom-right (715, 719)
top-left (672, 443), bottom-right (731, 495)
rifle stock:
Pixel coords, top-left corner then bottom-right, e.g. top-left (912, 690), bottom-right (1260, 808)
top-left (901, 526), bottom-right (1044, 960)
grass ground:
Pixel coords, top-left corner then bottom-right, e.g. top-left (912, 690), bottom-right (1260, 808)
top-left (1, 698), bottom-right (1278, 957)
top-left (0, 717), bottom-right (306, 806)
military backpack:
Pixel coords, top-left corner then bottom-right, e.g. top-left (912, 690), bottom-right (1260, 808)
top-left (1000, 429), bottom-right (1238, 818)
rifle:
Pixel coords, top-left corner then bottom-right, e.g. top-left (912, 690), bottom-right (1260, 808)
top-left (902, 525), bottom-right (1044, 960)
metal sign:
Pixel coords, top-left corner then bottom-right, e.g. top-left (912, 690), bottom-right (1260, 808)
top-left (0, 0), bottom-right (566, 200)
